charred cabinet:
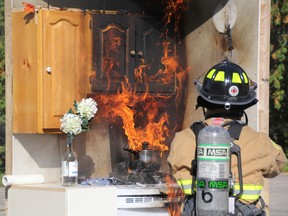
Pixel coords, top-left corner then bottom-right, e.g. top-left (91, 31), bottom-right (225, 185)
top-left (12, 9), bottom-right (87, 133)
top-left (91, 14), bottom-right (175, 94)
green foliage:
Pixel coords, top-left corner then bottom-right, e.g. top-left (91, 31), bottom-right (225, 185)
top-left (0, 0), bottom-right (4, 71)
top-left (282, 162), bottom-right (288, 173)
top-left (270, 0), bottom-right (288, 153)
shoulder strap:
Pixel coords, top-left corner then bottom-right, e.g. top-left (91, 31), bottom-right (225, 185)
top-left (221, 120), bottom-right (246, 140)
top-left (189, 121), bottom-right (206, 196)
top-left (190, 120), bottom-right (245, 140)
top-left (190, 121), bottom-right (207, 140)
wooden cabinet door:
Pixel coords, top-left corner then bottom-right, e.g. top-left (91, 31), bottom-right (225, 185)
top-left (91, 14), bottom-right (176, 94)
top-left (92, 14), bottom-right (135, 92)
top-left (12, 11), bottom-right (39, 133)
top-left (135, 16), bottom-right (163, 74)
top-left (41, 10), bottom-right (85, 130)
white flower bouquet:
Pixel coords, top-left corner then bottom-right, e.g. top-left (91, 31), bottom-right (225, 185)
top-left (60, 98), bottom-right (98, 138)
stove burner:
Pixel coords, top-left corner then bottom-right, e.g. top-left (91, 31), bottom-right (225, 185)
top-left (81, 159), bottom-right (173, 187)
top-left (111, 170), bottom-right (167, 185)
top-left (80, 168), bottom-right (185, 211)
top-left (109, 160), bottom-right (168, 185)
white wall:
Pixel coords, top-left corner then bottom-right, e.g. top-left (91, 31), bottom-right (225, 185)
top-left (183, 0), bottom-right (260, 130)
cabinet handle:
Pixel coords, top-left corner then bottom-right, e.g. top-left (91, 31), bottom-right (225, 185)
top-left (46, 67), bottom-right (52, 73)
top-left (130, 50), bottom-right (136, 57)
top-left (138, 51), bottom-right (143, 58)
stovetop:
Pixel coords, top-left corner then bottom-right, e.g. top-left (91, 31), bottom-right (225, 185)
top-left (111, 170), bottom-right (167, 184)
top-left (80, 160), bottom-right (184, 209)
top-left (81, 175), bottom-right (184, 209)
top-left (80, 172), bottom-right (167, 187)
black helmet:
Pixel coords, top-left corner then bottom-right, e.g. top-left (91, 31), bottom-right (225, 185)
top-left (194, 59), bottom-right (258, 110)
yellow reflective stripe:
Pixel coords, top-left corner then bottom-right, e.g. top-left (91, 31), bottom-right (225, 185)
top-left (234, 184), bottom-right (263, 201)
top-left (177, 179), bottom-right (193, 195)
top-left (242, 73), bottom-right (249, 83)
top-left (232, 73), bottom-right (242, 83)
top-left (271, 140), bottom-right (282, 151)
top-left (206, 69), bottom-right (216, 79)
top-left (214, 71), bottom-right (225, 81)
top-left (177, 179), bottom-right (193, 185)
top-left (239, 194), bottom-right (260, 200)
top-left (183, 188), bottom-right (192, 195)
top-left (234, 184), bottom-right (263, 191)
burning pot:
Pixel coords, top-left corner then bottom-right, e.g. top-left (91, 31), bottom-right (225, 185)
top-left (123, 142), bottom-right (161, 172)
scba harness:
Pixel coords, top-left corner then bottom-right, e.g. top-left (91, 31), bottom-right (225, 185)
top-left (181, 120), bottom-right (266, 216)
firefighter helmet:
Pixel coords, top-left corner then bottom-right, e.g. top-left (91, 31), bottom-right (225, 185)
top-left (194, 59), bottom-right (258, 110)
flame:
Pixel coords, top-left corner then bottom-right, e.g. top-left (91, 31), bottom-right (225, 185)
top-left (92, 0), bottom-right (188, 153)
top-left (93, 81), bottom-right (172, 152)
top-left (165, 175), bottom-right (185, 216)
top-left (162, 0), bottom-right (189, 42)
top-left (102, 27), bottom-right (123, 89)
top-left (22, 2), bottom-right (35, 13)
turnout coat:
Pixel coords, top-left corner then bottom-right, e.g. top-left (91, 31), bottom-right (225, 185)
top-left (167, 117), bottom-right (287, 204)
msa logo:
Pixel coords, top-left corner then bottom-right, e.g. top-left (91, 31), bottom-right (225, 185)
top-left (197, 180), bottom-right (205, 188)
top-left (198, 148), bottom-right (204, 156)
top-left (208, 180), bottom-right (228, 189)
top-left (207, 148), bottom-right (228, 157)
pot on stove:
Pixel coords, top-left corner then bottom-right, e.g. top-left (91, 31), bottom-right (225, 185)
top-left (123, 142), bottom-right (161, 172)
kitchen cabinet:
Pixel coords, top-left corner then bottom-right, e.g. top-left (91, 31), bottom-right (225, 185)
top-left (91, 13), bottom-right (176, 94)
top-left (91, 14), bottom-right (133, 93)
top-left (12, 9), bottom-right (88, 133)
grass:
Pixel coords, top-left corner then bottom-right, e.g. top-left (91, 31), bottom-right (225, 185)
top-left (282, 162), bottom-right (288, 173)
top-left (0, 173), bottom-right (3, 187)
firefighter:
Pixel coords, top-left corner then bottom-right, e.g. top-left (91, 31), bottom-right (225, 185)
top-left (167, 59), bottom-right (287, 216)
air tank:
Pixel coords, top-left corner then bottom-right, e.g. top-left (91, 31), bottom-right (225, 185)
top-left (196, 125), bottom-right (231, 216)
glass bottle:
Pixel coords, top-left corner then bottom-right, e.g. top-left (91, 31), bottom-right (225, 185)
top-left (61, 136), bottom-right (78, 186)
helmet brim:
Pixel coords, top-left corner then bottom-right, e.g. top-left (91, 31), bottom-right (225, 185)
top-left (195, 79), bottom-right (257, 107)
top-left (196, 95), bottom-right (258, 110)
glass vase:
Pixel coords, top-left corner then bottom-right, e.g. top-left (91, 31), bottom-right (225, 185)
top-left (61, 136), bottom-right (78, 186)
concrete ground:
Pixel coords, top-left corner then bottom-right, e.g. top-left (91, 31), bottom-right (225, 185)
top-left (0, 173), bottom-right (286, 216)
top-left (0, 187), bottom-right (4, 216)
top-left (269, 173), bottom-right (288, 216)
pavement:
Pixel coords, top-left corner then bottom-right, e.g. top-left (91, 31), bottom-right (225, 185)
top-left (0, 187), bottom-right (4, 216)
top-left (269, 173), bottom-right (288, 216)
top-left (0, 174), bottom-right (286, 216)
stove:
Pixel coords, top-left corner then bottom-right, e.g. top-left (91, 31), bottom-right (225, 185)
top-left (116, 183), bottom-right (183, 216)
top-left (81, 172), bottom-right (184, 215)
top-left (117, 183), bottom-right (169, 208)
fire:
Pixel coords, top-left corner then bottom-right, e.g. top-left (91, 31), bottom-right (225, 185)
top-left (165, 175), bottom-right (185, 216)
top-left (22, 2), bottom-right (35, 13)
top-left (162, 0), bottom-right (189, 42)
top-left (102, 28), bottom-right (123, 90)
top-left (93, 81), bottom-right (172, 152)
top-left (91, 0), bottom-right (188, 153)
